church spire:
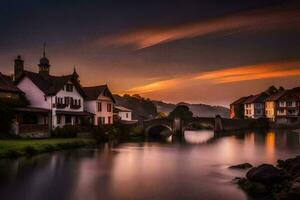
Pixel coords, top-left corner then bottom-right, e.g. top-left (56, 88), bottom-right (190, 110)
top-left (39, 42), bottom-right (50, 76)
top-left (43, 42), bottom-right (46, 57)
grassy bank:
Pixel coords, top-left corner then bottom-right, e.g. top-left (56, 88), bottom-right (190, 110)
top-left (0, 138), bottom-right (97, 159)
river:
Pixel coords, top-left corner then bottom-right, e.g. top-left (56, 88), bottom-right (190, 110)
top-left (0, 129), bottom-right (300, 200)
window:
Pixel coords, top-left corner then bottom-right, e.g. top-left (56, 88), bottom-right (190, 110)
top-left (97, 102), bottom-right (102, 112)
top-left (65, 115), bottom-right (72, 124)
top-left (278, 108), bottom-right (284, 113)
top-left (286, 101), bottom-right (293, 107)
top-left (107, 103), bottom-right (112, 112)
top-left (75, 116), bottom-right (79, 124)
top-left (288, 109), bottom-right (296, 115)
top-left (108, 116), bottom-right (112, 124)
top-left (56, 97), bottom-right (63, 104)
top-left (57, 115), bottom-right (61, 124)
top-left (65, 97), bottom-right (70, 105)
top-left (126, 113), bottom-right (129, 118)
top-left (66, 84), bottom-right (73, 92)
top-left (97, 117), bottom-right (105, 125)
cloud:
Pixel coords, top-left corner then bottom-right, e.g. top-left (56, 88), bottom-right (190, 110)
top-left (195, 59), bottom-right (300, 83)
top-left (99, 3), bottom-right (300, 49)
top-left (122, 59), bottom-right (300, 94)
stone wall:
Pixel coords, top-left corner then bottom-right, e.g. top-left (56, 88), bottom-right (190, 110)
top-left (215, 116), bottom-right (268, 132)
top-left (11, 121), bottom-right (50, 138)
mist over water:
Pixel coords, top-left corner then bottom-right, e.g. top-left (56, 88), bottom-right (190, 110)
top-left (0, 129), bottom-right (299, 200)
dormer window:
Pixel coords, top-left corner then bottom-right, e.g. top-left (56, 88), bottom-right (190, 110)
top-left (66, 83), bottom-right (73, 92)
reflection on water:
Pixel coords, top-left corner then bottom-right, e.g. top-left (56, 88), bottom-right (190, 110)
top-left (184, 130), bottom-right (214, 144)
top-left (0, 129), bottom-right (299, 200)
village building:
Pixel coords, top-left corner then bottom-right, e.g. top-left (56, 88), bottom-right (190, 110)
top-left (0, 71), bottom-right (23, 100)
top-left (114, 105), bottom-right (132, 121)
top-left (83, 85), bottom-right (115, 125)
top-left (265, 88), bottom-right (300, 123)
top-left (230, 96), bottom-right (250, 119)
top-left (14, 49), bottom-right (91, 130)
top-left (243, 93), bottom-right (269, 119)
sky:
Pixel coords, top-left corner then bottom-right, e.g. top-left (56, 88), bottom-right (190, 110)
top-left (0, 0), bottom-right (299, 106)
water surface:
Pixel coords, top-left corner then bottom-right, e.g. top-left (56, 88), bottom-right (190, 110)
top-left (0, 129), bottom-right (300, 200)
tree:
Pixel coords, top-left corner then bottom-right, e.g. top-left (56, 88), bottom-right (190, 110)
top-left (0, 100), bottom-right (14, 134)
top-left (156, 112), bottom-right (166, 119)
top-left (168, 105), bottom-right (193, 119)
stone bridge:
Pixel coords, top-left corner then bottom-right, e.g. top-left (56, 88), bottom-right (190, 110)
top-left (142, 117), bottom-right (217, 138)
top-left (142, 116), bottom-right (268, 138)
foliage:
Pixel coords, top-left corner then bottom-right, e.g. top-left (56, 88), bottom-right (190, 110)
top-left (0, 138), bottom-right (96, 159)
top-left (113, 94), bottom-right (157, 120)
top-left (129, 125), bottom-right (143, 136)
top-left (93, 124), bottom-right (121, 142)
top-left (0, 95), bottom-right (29, 136)
top-left (0, 100), bottom-right (15, 135)
top-left (168, 105), bottom-right (193, 119)
top-left (156, 112), bottom-right (166, 119)
top-left (52, 125), bottom-right (79, 138)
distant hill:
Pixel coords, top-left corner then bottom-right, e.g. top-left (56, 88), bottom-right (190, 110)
top-left (114, 94), bottom-right (230, 120)
top-left (113, 94), bottom-right (157, 120)
top-left (152, 101), bottom-right (229, 118)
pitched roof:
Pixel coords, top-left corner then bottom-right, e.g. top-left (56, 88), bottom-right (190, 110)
top-left (114, 105), bottom-right (131, 112)
top-left (266, 88), bottom-right (300, 102)
top-left (244, 92), bottom-right (269, 104)
top-left (265, 90), bottom-right (286, 101)
top-left (231, 95), bottom-right (252, 105)
top-left (17, 71), bottom-right (85, 97)
top-left (83, 85), bottom-right (115, 102)
top-left (0, 72), bottom-right (22, 93)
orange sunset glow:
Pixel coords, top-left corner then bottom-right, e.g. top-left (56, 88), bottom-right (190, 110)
top-left (122, 59), bottom-right (300, 98)
top-left (0, 0), bottom-right (300, 106)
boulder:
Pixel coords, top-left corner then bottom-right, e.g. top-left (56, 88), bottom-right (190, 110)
top-left (229, 163), bottom-right (253, 169)
top-left (246, 164), bottom-right (288, 185)
top-left (237, 178), bottom-right (268, 196)
top-left (284, 179), bottom-right (300, 200)
top-left (282, 156), bottom-right (300, 178)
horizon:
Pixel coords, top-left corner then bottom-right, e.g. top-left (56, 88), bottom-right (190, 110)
top-left (0, 0), bottom-right (299, 106)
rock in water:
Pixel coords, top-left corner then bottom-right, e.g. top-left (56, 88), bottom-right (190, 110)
top-left (229, 163), bottom-right (253, 169)
top-left (246, 164), bottom-right (288, 185)
top-left (281, 156), bottom-right (300, 178)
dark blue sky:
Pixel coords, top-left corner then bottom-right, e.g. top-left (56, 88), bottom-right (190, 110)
top-left (0, 0), bottom-right (299, 105)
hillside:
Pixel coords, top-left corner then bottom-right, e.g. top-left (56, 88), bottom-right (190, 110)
top-left (153, 101), bottom-right (229, 118)
top-left (113, 94), bottom-right (157, 120)
top-left (114, 94), bottom-right (229, 119)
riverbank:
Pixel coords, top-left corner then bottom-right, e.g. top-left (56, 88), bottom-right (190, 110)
top-left (235, 155), bottom-right (300, 200)
top-left (0, 138), bottom-right (97, 159)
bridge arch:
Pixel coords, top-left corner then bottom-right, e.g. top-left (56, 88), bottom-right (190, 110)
top-left (145, 124), bottom-right (173, 138)
top-left (183, 121), bottom-right (214, 132)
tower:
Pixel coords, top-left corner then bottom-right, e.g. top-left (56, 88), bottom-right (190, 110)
top-left (38, 42), bottom-right (50, 76)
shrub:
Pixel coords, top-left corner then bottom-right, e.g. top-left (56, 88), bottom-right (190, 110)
top-left (52, 125), bottom-right (78, 138)
top-left (0, 100), bottom-right (14, 135)
top-left (93, 124), bottom-right (121, 142)
top-left (5, 149), bottom-right (22, 158)
top-left (129, 126), bottom-right (143, 136)
top-left (24, 146), bottom-right (38, 156)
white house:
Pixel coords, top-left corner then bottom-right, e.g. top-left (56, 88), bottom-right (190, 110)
top-left (83, 85), bottom-right (115, 125)
top-left (15, 50), bottom-right (90, 129)
top-left (114, 105), bottom-right (132, 121)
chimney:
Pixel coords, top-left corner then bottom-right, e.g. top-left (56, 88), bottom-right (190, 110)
top-left (14, 55), bottom-right (24, 80)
